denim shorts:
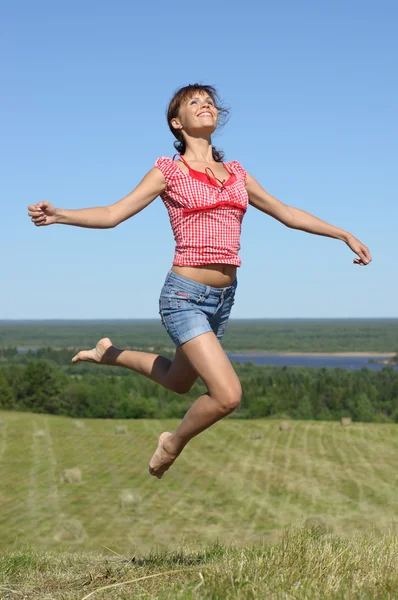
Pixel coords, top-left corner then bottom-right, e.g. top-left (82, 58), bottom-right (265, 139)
top-left (159, 270), bottom-right (238, 347)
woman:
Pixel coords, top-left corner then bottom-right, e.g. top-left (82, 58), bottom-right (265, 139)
top-left (28, 84), bottom-right (372, 479)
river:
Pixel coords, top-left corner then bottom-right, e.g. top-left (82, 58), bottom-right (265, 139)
top-left (15, 348), bottom-right (396, 371)
top-left (227, 354), bottom-right (397, 371)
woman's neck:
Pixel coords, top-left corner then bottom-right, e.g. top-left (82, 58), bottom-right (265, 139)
top-left (182, 135), bottom-right (215, 164)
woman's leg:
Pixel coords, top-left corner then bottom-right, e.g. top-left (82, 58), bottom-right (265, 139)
top-left (71, 338), bottom-right (199, 394)
top-left (149, 331), bottom-right (241, 479)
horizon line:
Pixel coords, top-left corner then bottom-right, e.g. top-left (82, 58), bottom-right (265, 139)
top-left (0, 317), bottom-right (397, 322)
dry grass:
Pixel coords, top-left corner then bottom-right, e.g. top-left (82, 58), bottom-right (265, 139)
top-left (1, 525), bottom-right (398, 599)
top-left (249, 430), bottom-right (263, 440)
top-left (73, 420), bottom-right (85, 431)
top-left (304, 516), bottom-right (333, 535)
top-left (115, 425), bottom-right (128, 435)
top-left (119, 489), bottom-right (141, 510)
top-left (279, 420), bottom-right (291, 431)
top-left (53, 517), bottom-right (87, 543)
top-left (61, 468), bottom-right (82, 484)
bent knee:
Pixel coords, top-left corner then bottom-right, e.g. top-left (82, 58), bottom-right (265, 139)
top-left (216, 384), bottom-right (242, 413)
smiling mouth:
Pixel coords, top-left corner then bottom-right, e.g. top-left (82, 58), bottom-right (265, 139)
top-left (198, 112), bottom-right (212, 117)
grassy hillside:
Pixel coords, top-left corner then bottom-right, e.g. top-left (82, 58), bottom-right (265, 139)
top-left (1, 411), bottom-right (397, 557)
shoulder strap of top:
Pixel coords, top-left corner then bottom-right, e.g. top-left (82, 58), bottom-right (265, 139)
top-left (176, 154), bottom-right (231, 173)
top-left (173, 154), bottom-right (191, 169)
top-left (223, 162), bottom-right (233, 176)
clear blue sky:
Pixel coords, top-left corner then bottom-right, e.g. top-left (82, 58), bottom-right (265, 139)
top-left (1, 0), bottom-right (396, 319)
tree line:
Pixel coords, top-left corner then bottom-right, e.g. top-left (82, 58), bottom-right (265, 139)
top-left (1, 318), bottom-right (398, 352)
top-left (0, 350), bottom-right (397, 422)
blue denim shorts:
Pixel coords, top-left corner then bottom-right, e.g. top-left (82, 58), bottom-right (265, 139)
top-left (159, 270), bottom-right (238, 347)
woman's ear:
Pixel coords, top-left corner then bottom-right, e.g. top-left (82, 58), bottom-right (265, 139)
top-left (171, 117), bottom-right (183, 131)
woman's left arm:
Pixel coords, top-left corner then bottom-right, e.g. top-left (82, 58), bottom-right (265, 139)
top-left (246, 172), bottom-right (372, 266)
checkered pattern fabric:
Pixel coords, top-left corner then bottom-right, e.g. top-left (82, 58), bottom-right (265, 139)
top-left (154, 157), bottom-right (248, 267)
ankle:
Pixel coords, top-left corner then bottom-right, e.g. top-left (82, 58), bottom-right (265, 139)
top-left (101, 344), bottom-right (118, 365)
top-left (165, 433), bottom-right (186, 456)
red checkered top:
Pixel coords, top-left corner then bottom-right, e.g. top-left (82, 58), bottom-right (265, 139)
top-left (154, 157), bottom-right (248, 267)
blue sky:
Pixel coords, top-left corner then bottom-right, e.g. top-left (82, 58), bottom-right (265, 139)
top-left (1, 0), bottom-right (396, 319)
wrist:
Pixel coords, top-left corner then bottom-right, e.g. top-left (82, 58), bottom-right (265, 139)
top-left (54, 208), bottom-right (63, 224)
top-left (341, 231), bottom-right (353, 244)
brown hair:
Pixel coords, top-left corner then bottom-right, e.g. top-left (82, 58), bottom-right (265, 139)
top-left (167, 84), bottom-right (230, 162)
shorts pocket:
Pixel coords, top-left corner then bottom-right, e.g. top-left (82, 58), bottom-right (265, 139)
top-left (167, 285), bottom-right (204, 306)
top-left (163, 291), bottom-right (194, 311)
top-left (171, 289), bottom-right (193, 300)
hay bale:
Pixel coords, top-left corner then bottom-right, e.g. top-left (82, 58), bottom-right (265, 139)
top-left (53, 517), bottom-right (86, 543)
top-left (249, 430), bottom-right (263, 440)
top-left (341, 417), bottom-right (352, 426)
top-left (61, 467), bottom-right (82, 484)
top-left (119, 489), bottom-right (142, 510)
top-left (73, 420), bottom-right (85, 430)
top-left (34, 429), bottom-right (45, 438)
top-left (279, 421), bottom-right (291, 432)
top-left (115, 424), bottom-right (128, 435)
top-left (304, 517), bottom-right (332, 535)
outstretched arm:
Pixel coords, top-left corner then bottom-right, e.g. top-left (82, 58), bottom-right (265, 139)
top-left (246, 172), bottom-right (372, 266)
top-left (28, 168), bottom-right (166, 229)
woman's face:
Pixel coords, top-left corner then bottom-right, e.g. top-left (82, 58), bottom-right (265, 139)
top-left (172, 90), bottom-right (218, 136)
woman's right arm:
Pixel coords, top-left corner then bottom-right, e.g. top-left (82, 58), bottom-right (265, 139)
top-left (28, 168), bottom-right (166, 228)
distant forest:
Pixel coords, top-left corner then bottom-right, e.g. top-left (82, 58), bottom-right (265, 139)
top-left (1, 347), bottom-right (397, 423)
top-left (0, 319), bottom-right (398, 353)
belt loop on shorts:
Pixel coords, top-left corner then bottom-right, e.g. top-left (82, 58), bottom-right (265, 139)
top-left (198, 286), bottom-right (210, 304)
top-left (218, 288), bottom-right (226, 304)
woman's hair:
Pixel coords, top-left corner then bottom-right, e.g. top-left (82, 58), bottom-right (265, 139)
top-left (167, 84), bottom-right (230, 162)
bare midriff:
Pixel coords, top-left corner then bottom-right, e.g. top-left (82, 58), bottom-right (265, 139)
top-left (171, 264), bottom-right (237, 288)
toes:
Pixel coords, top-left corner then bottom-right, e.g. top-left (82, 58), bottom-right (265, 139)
top-left (148, 466), bottom-right (164, 479)
top-left (149, 458), bottom-right (171, 479)
top-left (151, 468), bottom-right (165, 479)
top-left (71, 350), bottom-right (94, 364)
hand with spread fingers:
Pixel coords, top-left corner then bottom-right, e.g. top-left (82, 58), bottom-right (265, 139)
top-left (27, 201), bottom-right (56, 226)
top-left (345, 235), bottom-right (372, 266)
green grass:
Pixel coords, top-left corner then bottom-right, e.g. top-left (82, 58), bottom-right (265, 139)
top-left (1, 412), bottom-right (398, 598)
top-left (1, 411), bottom-right (398, 553)
top-left (1, 527), bottom-right (398, 598)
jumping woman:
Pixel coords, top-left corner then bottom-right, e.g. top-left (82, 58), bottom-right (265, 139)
top-left (28, 84), bottom-right (372, 479)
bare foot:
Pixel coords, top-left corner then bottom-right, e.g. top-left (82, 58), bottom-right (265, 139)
top-left (71, 337), bottom-right (113, 364)
top-left (149, 432), bottom-right (179, 479)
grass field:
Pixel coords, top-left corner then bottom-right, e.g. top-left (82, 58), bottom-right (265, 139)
top-left (2, 527), bottom-right (398, 599)
top-left (1, 411), bottom-right (398, 598)
top-left (1, 411), bottom-right (398, 555)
